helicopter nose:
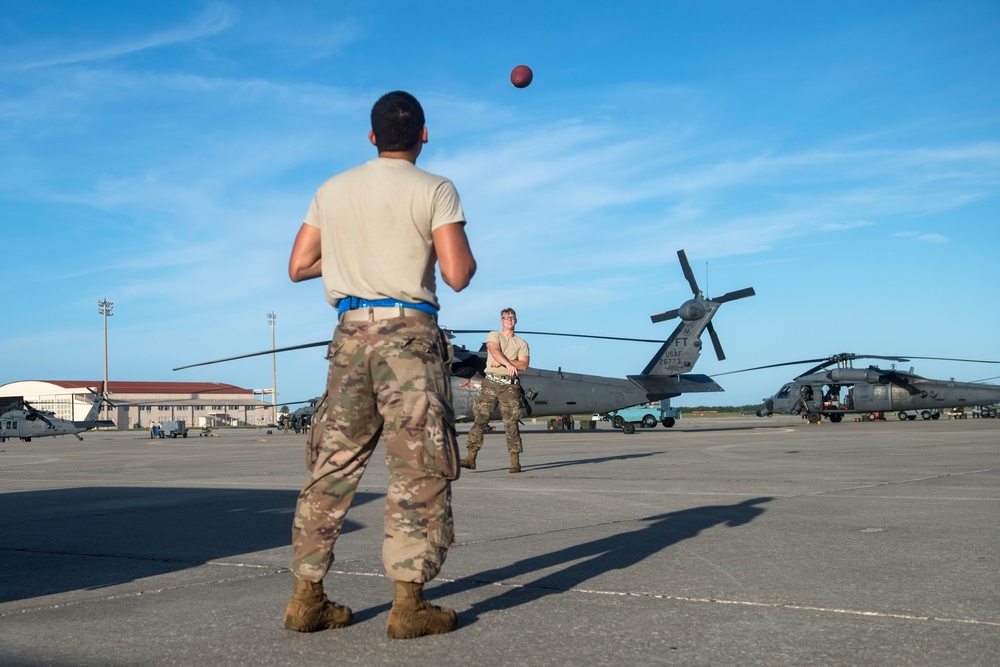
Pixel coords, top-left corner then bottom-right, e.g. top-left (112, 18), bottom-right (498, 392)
top-left (756, 399), bottom-right (773, 417)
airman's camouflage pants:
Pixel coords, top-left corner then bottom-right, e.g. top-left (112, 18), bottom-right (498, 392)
top-left (290, 314), bottom-right (459, 584)
top-left (466, 377), bottom-right (523, 453)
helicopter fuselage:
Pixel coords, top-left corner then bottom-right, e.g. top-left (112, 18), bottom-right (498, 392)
top-left (454, 366), bottom-right (720, 422)
top-left (1, 409), bottom-right (83, 442)
top-left (0, 394), bottom-right (110, 442)
top-left (759, 369), bottom-right (1000, 423)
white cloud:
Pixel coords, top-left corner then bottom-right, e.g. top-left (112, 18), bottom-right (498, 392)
top-left (7, 4), bottom-right (237, 71)
top-left (893, 231), bottom-right (950, 243)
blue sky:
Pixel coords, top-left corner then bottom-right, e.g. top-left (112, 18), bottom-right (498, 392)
top-left (2, 0), bottom-right (998, 408)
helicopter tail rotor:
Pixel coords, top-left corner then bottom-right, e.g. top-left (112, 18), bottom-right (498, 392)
top-left (712, 287), bottom-right (756, 304)
top-left (706, 321), bottom-right (726, 361)
top-left (648, 250), bottom-right (754, 362)
top-left (650, 250), bottom-right (701, 323)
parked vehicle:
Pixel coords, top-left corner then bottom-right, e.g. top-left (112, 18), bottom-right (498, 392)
top-left (895, 410), bottom-right (941, 421)
top-left (608, 400), bottom-right (681, 434)
top-left (159, 420), bottom-right (188, 438)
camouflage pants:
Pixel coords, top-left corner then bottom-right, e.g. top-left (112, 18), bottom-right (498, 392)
top-left (466, 377), bottom-right (523, 453)
top-left (290, 315), bottom-right (459, 584)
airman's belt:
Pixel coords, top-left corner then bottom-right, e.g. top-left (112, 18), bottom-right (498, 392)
top-left (339, 307), bottom-right (436, 323)
top-left (485, 373), bottom-right (518, 384)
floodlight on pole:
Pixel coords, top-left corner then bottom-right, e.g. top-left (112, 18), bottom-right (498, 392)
top-left (97, 299), bottom-right (113, 398)
top-left (267, 311), bottom-right (277, 423)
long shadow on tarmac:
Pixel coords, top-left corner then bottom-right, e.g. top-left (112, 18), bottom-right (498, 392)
top-left (0, 487), bottom-right (381, 603)
top-left (356, 497), bottom-right (773, 624)
top-left (475, 451), bottom-right (667, 473)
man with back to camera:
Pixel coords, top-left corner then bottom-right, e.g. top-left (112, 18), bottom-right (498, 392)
top-left (461, 307), bottom-right (530, 473)
top-left (285, 91), bottom-right (476, 639)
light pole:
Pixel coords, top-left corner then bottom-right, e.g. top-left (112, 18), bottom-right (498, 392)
top-left (97, 299), bottom-right (113, 400)
top-left (267, 311), bottom-right (277, 423)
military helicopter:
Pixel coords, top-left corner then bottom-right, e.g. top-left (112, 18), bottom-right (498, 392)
top-left (716, 353), bottom-right (1000, 423)
top-left (0, 392), bottom-right (114, 442)
top-left (174, 250), bottom-right (755, 430)
top-left (276, 400), bottom-right (316, 433)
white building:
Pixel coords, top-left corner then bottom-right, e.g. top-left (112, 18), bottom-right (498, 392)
top-left (0, 380), bottom-right (276, 429)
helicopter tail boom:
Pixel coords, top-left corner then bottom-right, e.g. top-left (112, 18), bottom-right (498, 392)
top-left (626, 373), bottom-right (723, 396)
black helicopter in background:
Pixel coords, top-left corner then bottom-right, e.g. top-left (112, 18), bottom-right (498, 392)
top-left (716, 353), bottom-right (1000, 423)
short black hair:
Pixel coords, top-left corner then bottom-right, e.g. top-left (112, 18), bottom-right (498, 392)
top-left (370, 91), bottom-right (425, 152)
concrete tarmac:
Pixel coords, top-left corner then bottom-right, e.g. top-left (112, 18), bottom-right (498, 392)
top-left (1, 416), bottom-right (998, 666)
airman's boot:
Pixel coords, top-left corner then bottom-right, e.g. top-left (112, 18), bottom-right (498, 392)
top-left (283, 578), bottom-right (353, 632)
top-left (386, 581), bottom-right (457, 639)
top-left (509, 451), bottom-right (521, 473)
top-left (460, 446), bottom-right (479, 470)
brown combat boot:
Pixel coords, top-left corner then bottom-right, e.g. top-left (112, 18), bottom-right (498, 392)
top-left (386, 581), bottom-right (457, 639)
top-left (283, 578), bottom-right (353, 632)
top-left (509, 451), bottom-right (521, 473)
top-left (460, 447), bottom-right (479, 470)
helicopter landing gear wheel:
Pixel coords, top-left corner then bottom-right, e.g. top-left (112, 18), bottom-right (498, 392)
top-left (641, 415), bottom-right (657, 429)
top-left (661, 417), bottom-right (676, 428)
top-left (622, 422), bottom-right (636, 434)
top-left (807, 412), bottom-right (821, 424)
top-left (612, 415), bottom-right (625, 428)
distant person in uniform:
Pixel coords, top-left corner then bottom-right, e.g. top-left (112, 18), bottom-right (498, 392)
top-left (462, 308), bottom-right (530, 473)
top-left (284, 91), bottom-right (476, 639)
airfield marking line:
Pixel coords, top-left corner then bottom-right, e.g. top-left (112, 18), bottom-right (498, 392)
top-left (562, 587), bottom-right (1000, 628)
top-left (347, 568), bottom-right (1000, 629)
top-left (0, 567), bottom-right (288, 618)
top-left (5, 563), bottom-right (998, 630)
top-left (0, 478), bottom-right (300, 489)
top-left (802, 467), bottom-right (998, 497)
top-left (0, 457), bottom-right (64, 468)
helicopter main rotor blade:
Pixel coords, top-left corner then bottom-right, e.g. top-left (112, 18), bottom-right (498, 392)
top-left (898, 355), bottom-right (1000, 364)
top-left (714, 352), bottom-right (1000, 380)
top-left (502, 330), bottom-right (663, 344)
top-left (649, 309), bottom-right (680, 324)
top-left (792, 353), bottom-right (914, 378)
top-left (677, 249), bottom-right (701, 296)
top-left (706, 321), bottom-right (725, 361)
top-left (712, 358), bottom-right (834, 377)
top-left (795, 353), bottom-right (1000, 378)
top-left (176, 328), bottom-right (667, 372)
top-left (173, 340), bottom-right (331, 371)
top-left (710, 287), bottom-right (756, 304)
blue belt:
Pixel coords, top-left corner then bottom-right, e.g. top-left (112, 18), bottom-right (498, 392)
top-left (337, 296), bottom-right (439, 316)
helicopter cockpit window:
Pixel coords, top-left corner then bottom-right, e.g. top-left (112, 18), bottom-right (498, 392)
top-left (776, 384), bottom-right (792, 399)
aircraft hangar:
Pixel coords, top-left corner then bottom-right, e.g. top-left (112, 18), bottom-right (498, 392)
top-left (0, 380), bottom-right (276, 429)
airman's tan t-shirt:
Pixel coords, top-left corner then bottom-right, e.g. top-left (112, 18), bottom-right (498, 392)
top-left (304, 158), bottom-right (466, 309)
top-left (486, 331), bottom-right (530, 375)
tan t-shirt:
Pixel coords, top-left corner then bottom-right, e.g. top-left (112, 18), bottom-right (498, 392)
top-left (486, 331), bottom-right (530, 375)
top-left (304, 158), bottom-right (466, 309)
